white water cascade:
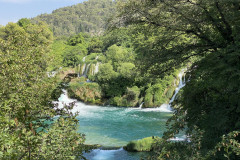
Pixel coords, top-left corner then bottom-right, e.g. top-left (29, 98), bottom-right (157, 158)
top-left (83, 64), bottom-right (90, 77)
top-left (94, 62), bottom-right (100, 75)
top-left (82, 56), bottom-right (86, 62)
top-left (138, 102), bottom-right (144, 109)
top-left (81, 64), bottom-right (86, 75)
top-left (136, 69), bottom-right (186, 112)
top-left (78, 56), bottom-right (101, 77)
top-left (158, 69), bottom-right (186, 112)
top-left (86, 148), bottom-right (124, 160)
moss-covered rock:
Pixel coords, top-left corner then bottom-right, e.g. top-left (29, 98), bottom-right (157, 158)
top-left (68, 79), bottom-right (103, 105)
top-left (124, 137), bottom-right (159, 152)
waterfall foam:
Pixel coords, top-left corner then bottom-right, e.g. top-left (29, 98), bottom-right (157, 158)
top-left (138, 102), bottom-right (144, 109)
top-left (81, 64), bottom-right (86, 75)
top-left (83, 64), bottom-right (90, 77)
top-left (90, 148), bottom-right (123, 160)
top-left (94, 62), bottom-right (100, 74)
top-left (83, 56), bottom-right (86, 62)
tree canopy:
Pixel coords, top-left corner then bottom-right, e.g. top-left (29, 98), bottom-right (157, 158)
top-left (0, 21), bottom-right (86, 159)
top-left (32, 0), bottom-right (116, 36)
top-left (117, 0), bottom-right (240, 159)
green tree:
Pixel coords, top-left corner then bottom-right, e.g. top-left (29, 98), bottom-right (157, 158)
top-left (67, 33), bottom-right (85, 46)
top-left (117, 0), bottom-right (240, 159)
top-left (31, 0), bottom-right (116, 36)
top-left (17, 18), bottom-right (31, 28)
top-left (105, 44), bottom-right (134, 70)
top-left (0, 22), bottom-right (85, 159)
top-left (88, 36), bottom-right (103, 53)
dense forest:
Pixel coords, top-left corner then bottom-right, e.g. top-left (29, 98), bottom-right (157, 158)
top-left (0, 0), bottom-right (240, 159)
top-left (31, 0), bottom-right (116, 36)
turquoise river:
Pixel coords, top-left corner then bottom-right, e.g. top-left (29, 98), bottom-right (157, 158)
top-left (56, 89), bottom-right (186, 160)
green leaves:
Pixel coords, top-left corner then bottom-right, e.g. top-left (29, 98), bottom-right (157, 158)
top-left (0, 22), bottom-right (85, 159)
top-left (31, 0), bottom-right (116, 36)
top-left (117, 0), bottom-right (240, 159)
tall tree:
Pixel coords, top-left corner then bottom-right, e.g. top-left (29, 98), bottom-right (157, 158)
top-left (117, 0), bottom-right (240, 73)
top-left (117, 0), bottom-right (240, 159)
top-left (0, 22), bottom-right (85, 159)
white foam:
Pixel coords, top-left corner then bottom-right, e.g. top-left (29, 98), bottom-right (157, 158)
top-left (91, 148), bottom-right (123, 160)
top-left (138, 102), bottom-right (144, 109)
top-left (94, 62), bottom-right (100, 74)
top-left (169, 135), bottom-right (191, 142)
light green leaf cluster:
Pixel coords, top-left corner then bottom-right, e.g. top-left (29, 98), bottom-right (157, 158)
top-left (0, 22), bottom-right (85, 159)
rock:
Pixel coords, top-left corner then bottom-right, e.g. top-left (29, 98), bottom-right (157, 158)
top-left (124, 136), bottom-right (159, 152)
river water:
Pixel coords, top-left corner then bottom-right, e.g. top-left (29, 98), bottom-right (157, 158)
top-left (56, 70), bottom-right (187, 159)
top-left (57, 91), bottom-right (181, 160)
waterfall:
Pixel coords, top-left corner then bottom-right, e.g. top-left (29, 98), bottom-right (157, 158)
top-left (82, 56), bottom-right (86, 62)
top-left (94, 63), bottom-right (100, 74)
top-left (139, 102), bottom-right (144, 109)
top-left (91, 64), bottom-right (95, 75)
top-left (77, 64), bottom-right (81, 77)
top-left (81, 64), bottom-right (86, 75)
top-left (83, 64), bottom-right (90, 77)
top-left (159, 69), bottom-right (186, 112)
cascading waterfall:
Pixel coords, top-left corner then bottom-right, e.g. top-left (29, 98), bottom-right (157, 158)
top-left (138, 102), bottom-right (144, 109)
top-left (158, 69), bottom-right (186, 112)
top-left (82, 56), bottom-right (86, 62)
top-left (83, 64), bottom-right (90, 77)
top-left (94, 62), bottom-right (100, 75)
top-left (81, 64), bottom-right (86, 75)
top-left (77, 64), bottom-right (81, 77)
top-left (80, 56), bottom-right (87, 76)
top-left (91, 64), bottom-right (95, 75)
top-left (77, 56), bottom-right (101, 77)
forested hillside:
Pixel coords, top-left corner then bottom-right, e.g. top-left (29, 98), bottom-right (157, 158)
top-left (32, 0), bottom-right (116, 36)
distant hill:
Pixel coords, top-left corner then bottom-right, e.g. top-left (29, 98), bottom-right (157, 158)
top-left (31, 0), bottom-right (116, 36)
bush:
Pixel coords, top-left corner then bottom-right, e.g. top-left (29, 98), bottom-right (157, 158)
top-left (68, 81), bottom-right (103, 104)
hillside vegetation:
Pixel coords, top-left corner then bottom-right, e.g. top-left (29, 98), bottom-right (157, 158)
top-left (32, 0), bottom-right (116, 36)
top-left (1, 0), bottom-right (239, 159)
